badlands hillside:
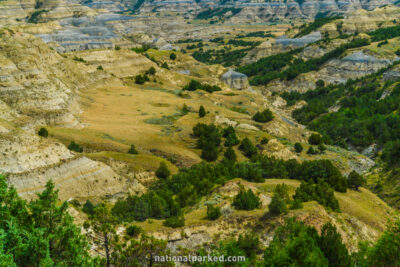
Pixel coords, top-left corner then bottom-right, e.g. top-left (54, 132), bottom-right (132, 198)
top-left (0, 0), bottom-right (400, 266)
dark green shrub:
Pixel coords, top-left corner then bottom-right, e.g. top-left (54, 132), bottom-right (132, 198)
top-left (169, 53), bottom-right (177, 60)
top-left (38, 127), bottom-right (48, 138)
top-left (309, 133), bottom-right (323, 145)
top-left (252, 109), bottom-right (274, 123)
top-left (128, 144), bottom-right (138, 154)
top-left (135, 74), bottom-right (146, 84)
top-left (163, 216), bottom-right (184, 228)
top-left (239, 137), bottom-right (257, 158)
top-left (316, 80), bottom-right (325, 88)
top-left (206, 205), bottom-right (221, 220)
top-left (233, 186), bottom-right (261, 211)
top-left (126, 225), bottom-right (142, 237)
top-left (161, 62), bottom-right (169, 69)
top-left (224, 147), bottom-right (237, 162)
top-left (156, 162), bottom-right (170, 179)
top-left (294, 142), bottom-right (303, 153)
top-left (82, 200), bottom-right (95, 215)
top-left (307, 146), bottom-right (317, 155)
top-left (347, 171), bottom-right (365, 190)
top-left (68, 141), bottom-right (83, 153)
top-left (146, 66), bottom-right (156, 75)
top-left (199, 105), bottom-right (206, 117)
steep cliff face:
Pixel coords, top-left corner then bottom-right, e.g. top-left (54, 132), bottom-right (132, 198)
top-left (0, 32), bottom-right (140, 200)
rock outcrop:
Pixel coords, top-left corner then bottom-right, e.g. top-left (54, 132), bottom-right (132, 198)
top-left (221, 69), bottom-right (250, 90)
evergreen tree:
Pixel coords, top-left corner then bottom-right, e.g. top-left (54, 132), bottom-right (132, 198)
top-left (87, 204), bottom-right (117, 267)
top-left (294, 142), bottom-right (303, 153)
top-left (182, 103), bottom-right (189, 114)
top-left (38, 127), bottom-right (48, 138)
top-left (318, 222), bottom-right (351, 267)
top-left (268, 184), bottom-right (290, 215)
top-left (269, 194), bottom-right (287, 215)
top-left (224, 147), bottom-right (237, 162)
top-left (239, 137), bottom-right (258, 158)
top-left (252, 109), bottom-right (274, 123)
top-left (264, 218), bottom-right (329, 267)
top-left (223, 126), bottom-right (239, 147)
top-left (206, 205), bottom-right (221, 220)
top-left (128, 144), bottom-right (138, 155)
top-left (367, 220), bottom-right (400, 267)
top-left (145, 66), bottom-right (156, 75)
top-left (347, 171), bottom-right (365, 190)
top-left (156, 162), bottom-right (170, 179)
top-left (307, 146), bottom-right (317, 155)
top-left (68, 141), bottom-right (83, 153)
top-left (112, 234), bottom-right (172, 267)
top-left (318, 143), bottom-right (327, 153)
top-left (82, 200), bottom-right (95, 215)
top-left (309, 133), bottom-right (323, 145)
top-left (199, 105), bottom-right (206, 117)
top-left (201, 142), bottom-right (219, 161)
top-left (163, 216), bottom-right (184, 228)
top-left (169, 53), bottom-right (177, 60)
top-left (233, 186), bottom-right (261, 211)
top-left (0, 176), bottom-right (96, 266)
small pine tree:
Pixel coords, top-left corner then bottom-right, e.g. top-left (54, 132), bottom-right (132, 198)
top-left (155, 162), bottom-right (170, 179)
top-left (201, 142), bottom-right (219, 161)
top-left (318, 143), bottom-right (327, 153)
top-left (309, 133), bottom-right (323, 145)
top-left (224, 147), bottom-right (237, 162)
top-left (239, 137), bottom-right (258, 158)
top-left (146, 66), bottom-right (156, 75)
top-left (252, 109), bottom-right (274, 123)
top-left (347, 171), bottom-right (365, 190)
top-left (307, 146), bottom-right (317, 155)
top-left (161, 62), bottom-right (169, 69)
top-left (97, 65), bottom-right (104, 70)
top-left (163, 215), bottom-right (184, 228)
top-left (294, 142), bottom-right (303, 153)
top-left (68, 141), bottom-right (83, 153)
top-left (233, 186), bottom-right (261, 211)
top-left (269, 195), bottom-right (287, 215)
top-left (126, 225), bottom-right (142, 237)
top-left (269, 184), bottom-right (289, 215)
top-left (206, 205), bottom-right (221, 220)
top-left (199, 105), bottom-right (206, 117)
top-left (128, 144), bottom-right (138, 154)
top-left (182, 103), bottom-right (189, 115)
top-left (82, 200), bottom-right (95, 215)
top-left (169, 53), bottom-right (177, 60)
top-left (38, 127), bottom-right (48, 138)
top-left (135, 75), bottom-right (145, 84)
top-left (315, 80), bottom-right (325, 88)
top-left (261, 137), bottom-right (269, 144)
